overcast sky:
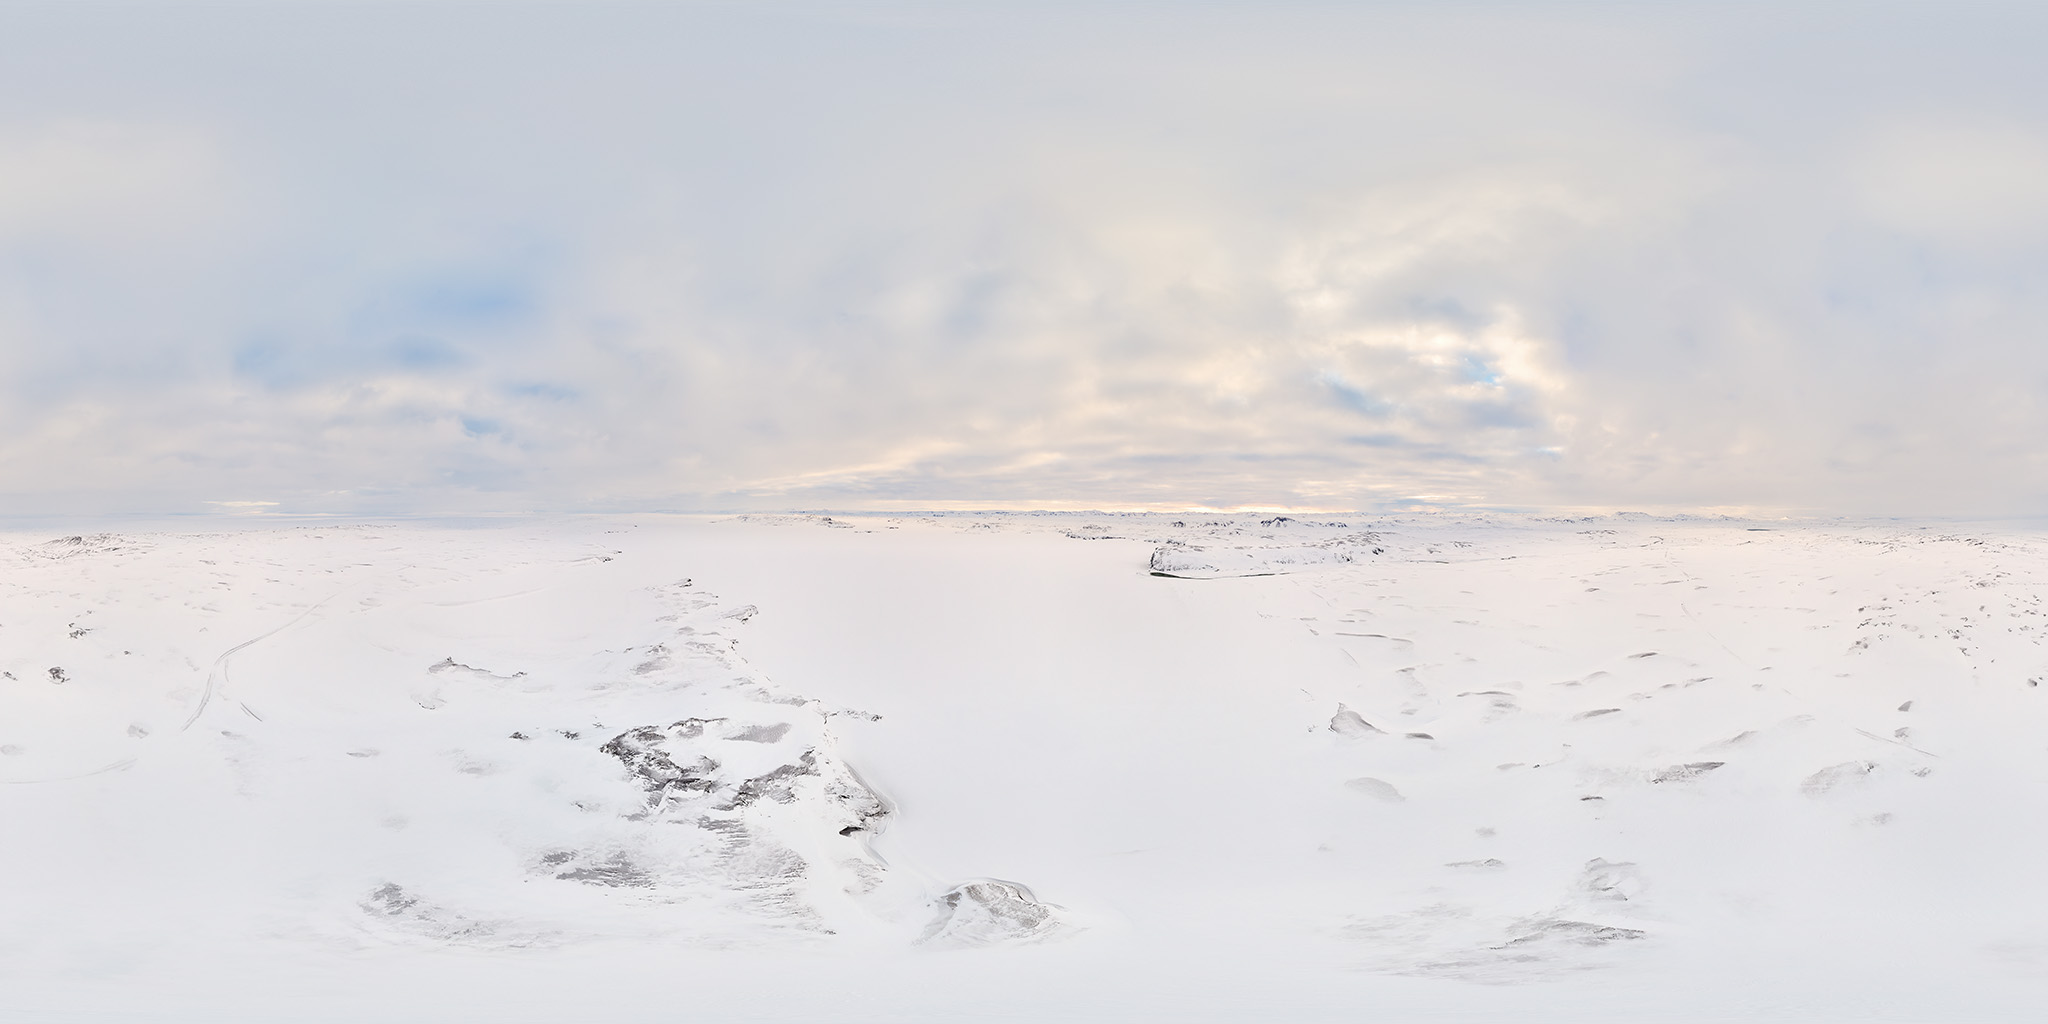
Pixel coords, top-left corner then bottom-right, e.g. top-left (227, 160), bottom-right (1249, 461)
top-left (3, 2), bottom-right (2045, 516)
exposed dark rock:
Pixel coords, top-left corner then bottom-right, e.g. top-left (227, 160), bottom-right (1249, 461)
top-left (602, 726), bottom-right (719, 799)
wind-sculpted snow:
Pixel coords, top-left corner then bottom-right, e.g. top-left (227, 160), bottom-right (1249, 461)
top-left (5, 513), bottom-right (2048, 1021)
top-left (917, 879), bottom-right (1071, 948)
top-left (1346, 856), bottom-right (1654, 984)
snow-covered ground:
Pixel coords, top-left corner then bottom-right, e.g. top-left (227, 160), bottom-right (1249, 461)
top-left (4, 512), bottom-right (2047, 1021)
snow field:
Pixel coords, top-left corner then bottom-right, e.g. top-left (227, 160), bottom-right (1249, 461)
top-left (3, 513), bottom-right (2046, 1021)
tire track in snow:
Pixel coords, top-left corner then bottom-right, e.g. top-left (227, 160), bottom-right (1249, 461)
top-left (182, 585), bottom-right (355, 731)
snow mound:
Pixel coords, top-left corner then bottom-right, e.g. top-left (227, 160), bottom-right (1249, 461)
top-left (918, 879), bottom-right (1071, 949)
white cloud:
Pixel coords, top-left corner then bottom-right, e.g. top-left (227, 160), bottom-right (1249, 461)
top-left (1853, 117), bottom-right (2048, 246)
top-left (1, 3), bottom-right (2045, 515)
top-left (0, 122), bottom-right (225, 233)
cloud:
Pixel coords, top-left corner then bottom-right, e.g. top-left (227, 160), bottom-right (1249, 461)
top-left (1852, 117), bottom-right (2048, 246)
top-left (0, 121), bottom-right (229, 240)
top-left (1, 3), bottom-right (2045, 515)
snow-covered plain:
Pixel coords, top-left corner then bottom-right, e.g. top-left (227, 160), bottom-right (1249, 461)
top-left (4, 512), bottom-right (2047, 1022)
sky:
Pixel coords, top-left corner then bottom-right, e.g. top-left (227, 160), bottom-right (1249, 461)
top-left (2, 1), bottom-right (2046, 517)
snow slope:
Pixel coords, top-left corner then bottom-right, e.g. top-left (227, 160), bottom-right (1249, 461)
top-left (3, 513), bottom-right (2046, 1021)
